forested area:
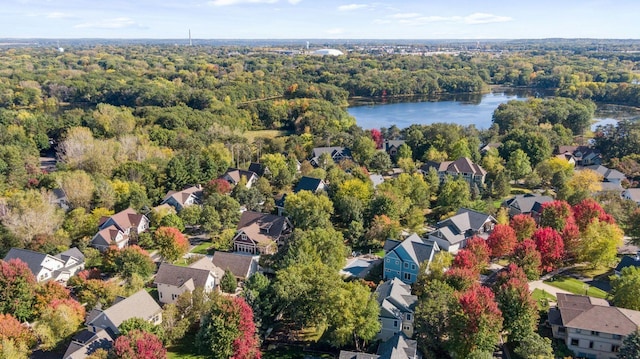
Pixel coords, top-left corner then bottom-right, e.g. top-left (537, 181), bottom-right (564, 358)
top-left (0, 43), bottom-right (640, 358)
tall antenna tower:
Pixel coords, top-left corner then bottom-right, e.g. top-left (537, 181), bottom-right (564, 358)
top-left (189, 29), bottom-right (192, 46)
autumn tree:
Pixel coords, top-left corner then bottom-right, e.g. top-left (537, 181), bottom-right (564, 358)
top-left (444, 267), bottom-right (477, 291)
top-left (577, 220), bottom-right (624, 267)
top-left (532, 227), bottom-right (564, 272)
top-left (0, 313), bottom-right (35, 358)
top-left (0, 259), bottom-right (36, 321)
top-left (493, 264), bottom-right (538, 342)
top-left (34, 281), bottom-right (70, 316)
top-left (0, 189), bottom-right (64, 247)
top-left (539, 200), bottom-right (574, 232)
top-left (452, 236), bottom-right (490, 275)
top-left (118, 318), bottom-right (164, 340)
top-left (284, 190), bottom-right (333, 230)
top-left (511, 239), bottom-right (543, 280)
top-left (487, 224), bottom-right (517, 258)
top-left (572, 198), bottom-right (615, 232)
top-left (35, 299), bottom-right (85, 350)
top-left (510, 214), bottom-right (537, 241)
top-left (112, 329), bottom-right (166, 359)
top-left (449, 285), bottom-right (503, 358)
top-left (110, 246), bottom-right (155, 279)
top-left (56, 170), bottom-right (95, 209)
top-left (611, 267), bottom-right (640, 311)
top-left (154, 226), bottom-right (189, 263)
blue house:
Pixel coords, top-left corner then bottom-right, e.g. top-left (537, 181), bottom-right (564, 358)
top-left (383, 233), bottom-right (439, 284)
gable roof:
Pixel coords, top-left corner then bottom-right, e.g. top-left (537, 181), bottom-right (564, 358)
top-left (188, 256), bottom-right (225, 278)
top-left (581, 165), bottom-right (626, 182)
top-left (311, 146), bottom-right (351, 159)
top-left (421, 157), bottom-right (486, 177)
top-left (99, 208), bottom-right (146, 232)
top-left (211, 251), bottom-right (257, 279)
top-left (375, 277), bottom-right (417, 320)
top-left (386, 234), bottom-right (438, 266)
top-left (3, 248), bottom-right (64, 276)
top-left (555, 293), bottom-right (640, 336)
top-left (369, 174), bottom-right (385, 188)
top-left (154, 262), bottom-right (217, 290)
top-left (376, 332), bottom-right (419, 359)
top-left (90, 289), bottom-right (161, 329)
top-left (503, 193), bottom-right (554, 213)
top-left (339, 351), bottom-right (380, 359)
top-left (63, 329), bottom-right (113, 359)
top-left (93, 225), bottom-right (124, 246)
top-left (248, 162), bottom-right (268, 177)
top-left (384, 140), bottom-right (406, 151)
top-left (623, 188), bottom-right (640, 202)
top-left (162, 185), bottom-right (203, 207)
top-left (236, 211), bottom-right (290, 245)
top-left (431, 208), bottom-right (495, 245)
top-left (222, 168), bottom-right (258, 184)
top-left (294, 176), bottom-right (325, 193)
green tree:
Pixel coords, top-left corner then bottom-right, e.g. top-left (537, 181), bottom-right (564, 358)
top-left (513, 332), bottom-right (554, 359)
top-left (35, 299), bottom-right (85, 350)
top-left (507, 149), bottom-right (533, 180)
top-left (369, 151), bottom-right (392, 173)
top-left (284, 191), bottom-right (333, 230)
top-left (111, 246), bottom-right (155, 279)
top-left (327, 281), bottom-right (380, 351)
top-left (221, 269), bottom-right (237, 293)
top-left (493, 264), bottom-right (538, 342)
top-left (352, 136), bottom-right (377, 165)
top-left (619, 330), bottom-right (640, 359)
top-left (577, 220), bottom-right (624, 267)
top-left (612, 267), bottom-right (640, 310)
top-left (414, 279), bottom-right (457, 357)
top-left (284, 228), bottom-right (347, 272)
top-left (436, 175), bottom-right (471, 215)
top-left (0, 259), bottom-right (36, 321)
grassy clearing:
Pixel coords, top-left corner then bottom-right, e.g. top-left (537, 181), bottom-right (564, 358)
top-left (191, 241), bottom-right (212, 255)
top-left (544, 276), bottom-right (609, 299)
top-left (569, 265), bottom-right (613, 279)
top-left (531, 288), bottom-right (556, 310)
top-left (167, 333), bottom-right (204, 359)
top-left (244, 129), bottom-right (289, 142)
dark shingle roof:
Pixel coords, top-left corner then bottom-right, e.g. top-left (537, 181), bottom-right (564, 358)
top-left (211, 251), bottom-right (256, 279)
top-left (294, 176), bottom-right (325, 193)
top-left (339, 351), bottom-right (380, 359)
top-left (63, 329), bottom-right (113, 359)
top-left (154, 262), bottom-right (215, 289)
top-left (376, 332), bottom-right (419, 359)
top-left (503, 194), bottom-right (554, 214)
top-left (4, 248), bottom-right (61, 276)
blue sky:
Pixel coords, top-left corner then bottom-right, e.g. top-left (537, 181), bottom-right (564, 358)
top-left (2, 0), bottom-right (638, 39)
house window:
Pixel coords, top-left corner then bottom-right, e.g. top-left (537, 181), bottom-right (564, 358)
top-left (403, 273), bottom-right (411, 281)
top-left (393, 320), bottom-right (398, 328)
top-left (612, 345), bottom-right (620, 353)
top-left (403, 325), bottom-right (410, 331)
top-left (403, 262), bottom-right (409, 269)
top-left (386, 259), bottom-right (390, 263)
top-left (406, 314), bottom-right (412, 321)
top-left (411, 264), bottom-right (416, 270)
top-left (395, 260), bottom-right (399, 265)
top-left (589, 341), bottom-right (594, 349)
top-left (591, 331), bottom-right (599, 336)
top-left (159, 292), bottom-right (163, 298)
top-left (613, 334), bottom-right (622, 340)
top-left (571, 338), bottom-right (579, 346)
top-left (559, 327), bottom-right (566, 333)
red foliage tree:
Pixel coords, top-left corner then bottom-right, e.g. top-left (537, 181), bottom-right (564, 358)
top-left (562, 220), bottom-right (581, 258)
top-left (231, 297), bottom-right (261, 359)
top-left (369, 129), bottom-right (383, 149)
top-left (444, 267), bottom-right (477, 291)
top-left (466, 236), bottom-right (490, 269)
top-left (0, 259), bottom-right (37, 321)
top-left (509, 214), bottom-right (537, 241)
top-left (487, 224), bottom-right (518, 258)
top-left (113, 329), bottom-right (166, 359)
top-left (572, 198), bottom-right (616, 232)
top-left (451, 284), bottom-right (503, 356)
top-left (511, 239), bottom-right (543, 280)
top-left (205, 178), bottom-right (232, 195)
top-left (539, 200), bottom-right (574, 232)
top-left (34, 281), bottom-right (70, 315)
top-left (50, 298), bottom-right (86, 320)
top-left (532, 227), bottom-right (565, 272)
top-left (0, 313), bottom-right (35, 347)
top-left (155, 226), bottom-right (190, 263)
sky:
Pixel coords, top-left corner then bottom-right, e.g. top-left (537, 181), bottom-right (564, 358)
top-left (2, 0), bottom-right (639, 39)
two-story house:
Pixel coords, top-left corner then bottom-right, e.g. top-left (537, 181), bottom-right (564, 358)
top-left (502, 193), bottom-right (554, 220)
top-left (154, 257), bottom-right (223, 304)
top-left (90, 208), bottom-right (149, 251)
top-left (375, 278), bottom-right (418, 341)
top-left (549, 293), bottom-right (640, 359)
top-left (309, 147), bottom-right (352, 167)
top-left (232, 211), bottom-right (293, 255)
top-left (160, 185), bottom-right (203, 212)
top-left (383, 234), bottom-right (439, 284)
top-left (622, 188), bottom-right (640, 205)
top-left (425, 208), bottom-right (496, 254)
top-left (557, 146), bottom-right (602, 166)
top-left (383, 140), bottom-right (406, 158)
top-left (276, 176), bottom-right (326, 215)
top-left (4, 247), bottom-right (85, 283)
top-left (219, 168), bottom-right (259, 188)
top-left (339, 332), bottom-right (421, 359)
top-left (419, 157), bottom-right (487, 186)
top-left (211, 251), bottom-right (260, 281)
top-left (86, 289), bottom-right (162, 336)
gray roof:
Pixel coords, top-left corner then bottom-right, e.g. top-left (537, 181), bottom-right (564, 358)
top-left (3, 248), bottom-right (63, 276)
top-left (421, 157), bottom-right (486, 177)
top-left (431, 208), bottom-right (495, 245)
top-left (294, 176), bottom-right (325, 193)
top-left (375, 277), bottom-right (417, 320)
top-left (386, 234), bottom-right (438, 267)
top-left (377, 332), bottom-right (420, 359)
top-left (582, 165), bottom-right (626, 181)
top-left (154, 262), bottom-right (217, 290)
top-left (63, 329), bottom-right (113, 359)
top-left (369, 174), bottom-right (385, 188)
top-left (503, 194), bottom-right (554, 214)
top-left (211, 251), bottom-right (257, 279)
top-left (556, 293), bottom-right (640, 336)
top-left (623, 188), bottom-right (640, 202)
top-left (339, 351), bottom-right (380, 359)
top-left (55, 247), bottom-right (85, 264)
top-left (89, 289), bottom-right (161, 329)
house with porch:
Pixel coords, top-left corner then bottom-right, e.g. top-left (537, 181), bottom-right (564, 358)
top-left (90, 208), bottom-right (149, 251)
top-left (425, 208), bottom-right (496, 254)
top-left (154, 257), bottom-right (223, 304)
top-left (375, 277), bottom-right (418, 341)
top-left (383, 233), bottom-right (439, 284)
top-left (232, 211), bottom-right (292, 255)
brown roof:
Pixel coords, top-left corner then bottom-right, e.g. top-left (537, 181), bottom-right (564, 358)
top-left (236, 211), bottom-right (290, 245)
top-left (421, 157), bottom-right (486, 177)
top-left (154, 262), bottom-right (217, 289)
top-left (188, 256), bottom-right (225, 278)
top-left (162, 185), bottom-right (202, 206)
top-left (99, 208), bottom-right (146, 232)
top-left (556, 293), bottom-right (640, 335)
top-left (211, 252), bottom-right (257, 279)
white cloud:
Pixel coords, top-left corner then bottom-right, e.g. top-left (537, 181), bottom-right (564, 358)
top-left (326, 28), bottom-right (344, 35)
top-left (338, 4), bottom-right (368, 11)
top-left (288, 0), bottom-right (302, 4)
top-left (386, 12), bottom-right (512, 25)
top-left (208, 0), bottom-right (278, 6)
top-left (463, 12), bottom-right (512, 24)
top-left (74, 17), bottom-right (143, 29)
top-left (47, 12), bottom-right (74, 19)
top-left (391, 12), bottom-right (421, 19)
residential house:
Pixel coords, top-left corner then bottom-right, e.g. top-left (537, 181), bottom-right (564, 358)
top-left (154, 257), bottom-right (224, 304)
top-left (383, 234), bottom-right (439, 284)
top-left (232, 211), bottom-right (293, 255)
top-left (211, 251), bottom-right (259, 281)
top-left (375, 278), bottom-right (418, 341)
top-left (86, 289), bottom-right (162, 336)
top-left (369, 174), bottom-right (385, 188)
top-left (219, 168), bottom-right (259, 188)
top-left (63, 329), bottom-right (113, 359)
top-left (309, 147), bottom-right (352, 167)
top-left (383, 140), bottom-right (406, 158)
top-left (339, 333), bottom-right (421, 359)
top-left (502, 193), bottom-right (554, 220)
top-left (275, 176), bottom-right (326, 215)
top-left (549, 293), bottom-right (640, 359)
top-left (161, 185), bottom-right (203, 212)
top-left (248, 162), bottom-right (270, 177)
top-left (425, 208), bottom-right (497, 253)
top-left (581, 165), bottom-right (626, 185)
top-left (615, 253), bottom-right (640, 276)
top-left (622, 188), bottom-right (640, 205)
top-left (51, 188), bottom-right (70, 211)
top-left (480, 142), bottom-right (502, 155)
top-left (419, 157), bottom-right (487, 186)
top-left (4, 247), bottom-right (85, 283)
top-left (90, 208), bottom-right (149, 251)
top-left (557, 146), bottom-right (602, 166)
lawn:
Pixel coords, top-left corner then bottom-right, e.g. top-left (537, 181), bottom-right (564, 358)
top-left (531, 288), bottom-right (556, 310)
top-left (167, 333), bottom-right (204, 359)
top-left (543, 276), bottom-right (609, 299)
top-left (569, 265), bottom-right (613, 279)
top-left (190, 241), bottom-right (212, 255)
top-left (244, 129), bottom-right (289, 142)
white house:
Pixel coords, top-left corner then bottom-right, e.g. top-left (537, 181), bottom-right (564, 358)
top-left (4, 247), bottom-right (85, 283)
top-left (90, 208), bottom-right (149, 251)
top-left (161, 185), bottom-right (203, 212)
top-left (622, 188), bottom-right (640, 205)
top-left (154, 257), bottom-right (223, 304)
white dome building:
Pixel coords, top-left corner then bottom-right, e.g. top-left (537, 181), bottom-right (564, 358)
top-left (312, 49), bottom-right (344, 56)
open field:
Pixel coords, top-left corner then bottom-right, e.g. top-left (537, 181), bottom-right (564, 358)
top-left (543, 276), bottom-right (608, 299)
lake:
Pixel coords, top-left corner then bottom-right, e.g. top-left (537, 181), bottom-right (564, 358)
top-left (347, 91), bottom-right (640, 131)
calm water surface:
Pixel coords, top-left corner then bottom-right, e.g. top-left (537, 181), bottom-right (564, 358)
top-left (347, 92), bottom-right (639, 130)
